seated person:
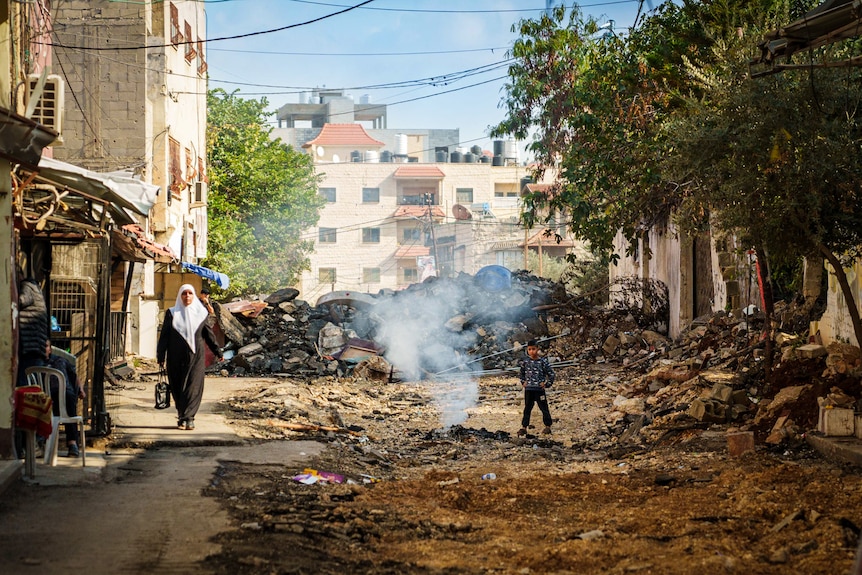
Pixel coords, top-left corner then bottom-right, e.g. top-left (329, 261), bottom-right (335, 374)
top-left (43, 339), bottom-right (86, 457)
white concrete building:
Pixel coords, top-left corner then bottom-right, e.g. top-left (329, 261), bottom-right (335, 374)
top-left (291, 123), bottom-right (576, 301)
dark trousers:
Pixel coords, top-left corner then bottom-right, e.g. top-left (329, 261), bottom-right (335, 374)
top-left (522, 388), bottom-right (552, 428)
top-left (50, 385), bottom-right (79, 444)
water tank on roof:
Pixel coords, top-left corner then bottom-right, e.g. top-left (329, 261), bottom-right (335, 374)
top-left (464, 153), bottom-right (476, 163)
top-left (470, 145), bottom-right (483, 155)
top-left (520, 176), bottom-right (533, 190)
top-left (407, 156), bottom-right (419, 162)
top-left (395, 134), bottom-right (408, 156)
top-left (299, 92), bottom-right (309, 104)
top-left (381, 150), bottom-right (393, 163)
top-left (504, 139), bottom-right (519, 162)
top-left (365, 150), bottom-right (379, 163)
top-left (479, 155), bottom-right (491, 164)
top-left (360, 94), bottom-right (372, 104)
top-left (435, 150), bottom-right (448, 163)
top-left (492, 155), bottom-right (504, 166)
top-left (493, 140), bottom-right (506, 157)
top-left (350, 150), bottom-right (362, 163)
top-left (450, 151), bottom-right (463, 163)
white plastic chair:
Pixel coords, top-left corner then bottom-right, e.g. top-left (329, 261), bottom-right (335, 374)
top-left (25, 366), bottom-right (86, 467)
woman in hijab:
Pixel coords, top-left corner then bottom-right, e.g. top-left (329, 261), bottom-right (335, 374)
top-left (157, 284), bottom-right (222, 430)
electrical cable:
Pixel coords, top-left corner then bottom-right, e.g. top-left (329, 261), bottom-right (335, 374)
top-left (45, 0), bottom-right (377, 51)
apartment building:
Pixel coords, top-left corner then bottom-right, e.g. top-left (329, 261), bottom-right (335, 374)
top-left (52, 0), bottom-right (209, 356)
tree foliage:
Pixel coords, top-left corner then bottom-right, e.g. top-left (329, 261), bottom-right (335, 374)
top-left (495, 0), bottom-right (862, 343)
top-left (204, 89), bottom-right (324, 297)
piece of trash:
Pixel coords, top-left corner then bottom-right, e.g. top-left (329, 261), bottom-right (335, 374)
top-left (240, 522), bottom-right (262, 530)
top-left (291, 468), bottom-right (345, 485)
top-left (481, 473), bottom-right (497, 480)
top-left (360, 474), bottom-right (380, 484)
top-left (437, 477), bottom-right (460, 487)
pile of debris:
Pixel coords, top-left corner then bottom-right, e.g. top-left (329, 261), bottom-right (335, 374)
top-left (212, 270), bottom-right (578, 379)
top-left (196, 271), bottom-right (862, 450)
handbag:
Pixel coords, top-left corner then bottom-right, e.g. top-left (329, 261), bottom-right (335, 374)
top-left (154, 370), bottom-right (171, 410)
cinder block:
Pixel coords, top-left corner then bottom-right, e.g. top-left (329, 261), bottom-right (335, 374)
top-left (818, 407), bottom-right (855, 436)
top-left (727, 431), bottom-right (755, 457)
top-left (798, 344), bottom-right (827, 359)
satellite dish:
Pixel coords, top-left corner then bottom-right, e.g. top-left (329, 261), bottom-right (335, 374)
top-left (452, 204), bottom-right (472, 221)
top-left (332, 154), bottom-right (340, 163)
top-left (317, 146), bottom-right (325, 157)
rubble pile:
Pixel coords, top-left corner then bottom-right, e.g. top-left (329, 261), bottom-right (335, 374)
top-left (196, 271), bottom-right (862, 451)
top-left (214, 271), bottom-right (580, 378)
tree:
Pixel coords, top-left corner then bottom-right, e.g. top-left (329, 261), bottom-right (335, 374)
top-left (491, 3), bottom-right (708, 263)
top-left (666, 53), bottom-right (862, 347)
top-left (205, 89), bottom-right (324, 297)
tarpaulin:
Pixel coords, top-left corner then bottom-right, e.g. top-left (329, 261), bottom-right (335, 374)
top-left (181, 262), bottom-right (230, 289)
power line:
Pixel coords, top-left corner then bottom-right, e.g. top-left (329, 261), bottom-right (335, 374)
top-left (208, 59), bottom-right (512, 91)
top-left (45, 0), bottom-right (376, 51)
top-left (285, 0), bottom-right (639, 14)
top-left (208, 46), bottom-right (510, 57)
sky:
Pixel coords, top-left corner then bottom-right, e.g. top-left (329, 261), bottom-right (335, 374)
top-left (205, 0), bottom-right (656, 158)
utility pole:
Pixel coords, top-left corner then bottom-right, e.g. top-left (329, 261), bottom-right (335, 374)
top-left (425, 192), bottom-right (440, 276)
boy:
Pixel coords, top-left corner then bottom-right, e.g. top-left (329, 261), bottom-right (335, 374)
top-left (518, 339), bottom-right (555, 436)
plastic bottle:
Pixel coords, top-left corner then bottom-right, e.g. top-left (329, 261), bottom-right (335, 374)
top-left (481, 473), bottom-right (496, 480)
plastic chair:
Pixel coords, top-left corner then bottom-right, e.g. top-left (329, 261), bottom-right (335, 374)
top-left (25, 366), bottom-right (86, 467)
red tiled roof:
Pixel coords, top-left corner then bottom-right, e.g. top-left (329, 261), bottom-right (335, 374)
top-left (394, 245), bottom-right (430, 258)
top-left (393, 205), bottom-right (445, 219)
top-left (302, 124), bottom-right (385, 148)
top-left (525, 229), bottom-right (575, 247)
top-left (523, 183), bottom-right (552, 193)
top-left (393, 166), bottom-right (445, 179)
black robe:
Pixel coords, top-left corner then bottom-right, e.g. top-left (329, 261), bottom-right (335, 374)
top-left (156, 309), bottom-right (220, 422)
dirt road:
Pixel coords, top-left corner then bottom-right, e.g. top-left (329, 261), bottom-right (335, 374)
top-left (1, 370), bottom-right (861, 574)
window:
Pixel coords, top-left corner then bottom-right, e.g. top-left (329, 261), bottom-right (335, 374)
top-left (184, 22), bottom-right (197, 62)
top-left (456, 188), bottom-right (474, 204)
top-left (319, 268), bottom-right (336, 284)
top-left (403, 268), bottom-right (418, 283)
top-left (318, 227), bottom-right (337, 243)
top-left (494, 190), bottom-right (518, 198)
top-left (362, 268), bottom-right (381, 283)
top-left (169, 137), bottom-right (182, 197)
top-left (362, 227), bottom-right (380, 243)
top-left (170, 3), bottom-right (183, 46)
top-left (197, 38), bottom-right (207, 75)
top-left (402, 227), bottom-right (422, 243)
top-left (362, 187), bottom-right (380, 203)
top-left (319, 187), bottom-right (336, 202)
top-left (399, 189), bottom-right (435, 205)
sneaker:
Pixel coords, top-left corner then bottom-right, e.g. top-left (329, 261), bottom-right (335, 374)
top-left (67, 444), bottom-right (80, 457)
top-left (542, 426), bottom-right (552, 435)
top-left (517, 428), bottom-right (527, 437)
top-left (184, 419), bottom-right (195, 431)
top-left (177, 419), bottom-right (185, 429)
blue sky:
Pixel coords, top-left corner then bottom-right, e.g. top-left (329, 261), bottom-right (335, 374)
top-left (205, 1), bottom-right (654, 157)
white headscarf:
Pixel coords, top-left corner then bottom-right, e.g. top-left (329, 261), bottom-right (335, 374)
top-left (169, 284), bottom-right (210, 353)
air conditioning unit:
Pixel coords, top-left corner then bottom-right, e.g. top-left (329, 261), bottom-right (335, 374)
top-left (27, 74), bottom-right (65, 145)
top-left (191, 181), bottom-right (208, 208)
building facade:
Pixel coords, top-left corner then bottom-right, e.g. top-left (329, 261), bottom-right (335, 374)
top-left (52, 0), bottom-right (209, 356)
top-left (284, 122), bottom-right (575, 302)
